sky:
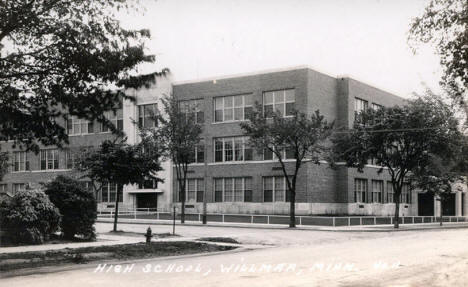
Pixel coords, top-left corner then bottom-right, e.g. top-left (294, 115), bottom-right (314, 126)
top-left (118, 0), bottom-right (440, 99)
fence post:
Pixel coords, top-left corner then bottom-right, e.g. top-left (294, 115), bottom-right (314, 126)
top-left (333, 217), bottom-right (335, 227)
top-left (348, 217), bottom-right (350, 226)
top-left (374, 217), bottom-right (376, 225)
top-left (134, 208), bottom-right (136, 220)
top-left (267, 215), bottom-right (270, 225)
top-left (251, 215), bottom-right (253, 224)
top-left (360, 217), bottom-right (362, 226)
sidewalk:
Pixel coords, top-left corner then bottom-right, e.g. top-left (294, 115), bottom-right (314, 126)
top-left (97, 217), bottom-right (468, 232)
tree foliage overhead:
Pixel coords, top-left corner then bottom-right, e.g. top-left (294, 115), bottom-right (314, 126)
top-left (409, 0), bottom-right (468, 124)
top-left (77, 139), bottom-right (163, 231)
top-left (140, 94), bottom-right (203, 223)
top-left (0, 0), bottom-right (167, 151)
top-left (333, 94), bottom-right (462, 227)
top-left (77, 139), bottom-right (163, 188)
top-left (241, 106), bottom-right (334, 228)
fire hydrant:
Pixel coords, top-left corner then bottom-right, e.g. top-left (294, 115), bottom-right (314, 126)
top-left (145, 227), bottom-right (153, 244)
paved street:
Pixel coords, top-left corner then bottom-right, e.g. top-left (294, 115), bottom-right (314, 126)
top-left (2, 222), bottom-right (468, 286)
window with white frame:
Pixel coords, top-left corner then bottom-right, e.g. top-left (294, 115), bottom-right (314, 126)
top-left (263, 176), bottom-right (290, 202)
top-left (354, 178), bottom-right (368, 203)
top-left (101, 108), bottom-right (124, 132)
top-left (179, 178), bottom-right (204, 203)
top-left (180, 99), bottom-right (204, 124)
top-left (354, 98), bottom-right (368, 114)
top-left (214, 177), bottom-right (252, 202)
top-left (214, 137), bottom-right (253, 162)
top-left (387, 181), bottom-right (394, 203)
top-left (12, 183), bottom-right (26, 193)
top-left (138, 103), bottom-right (157, 128)
top-left (67, 116), bottom-right (95, 135)
top-left (0, 184), bottom-right (7, 194)
top-left (263, 89), bottom-right (295, 117)
top-left (13, 151), bottom-right (29, 172)
top-left (138, 178), bottom-right (158, 189)
top-left (189, 140), bottom-right (204, 164)
top-left (100, 182), bottom-right (122, 203)
top-left (400, 182), bottom-right (411, 204)
top-left (263, 147), bottom-right (295, 161)
top-left (371, 180), bottom-right (383, 203)
top-left (371, 103), bottom-right (383, 110)
top-left (40, 149), bottom-right (59, 170)
top-left (214, 94), bottom-right (252, 122)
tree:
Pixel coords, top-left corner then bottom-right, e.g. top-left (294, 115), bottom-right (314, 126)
top-left (240, 107), bottom-right (334, 228)
top-left (409, 0), bottom-right (468, 125)
top-left (140, 94), bottom-right (202, 224)
top-left (43, 175), bottom-right (97, 239)
top-left (0, 0), bottom-right (167, 151)
top-left (410, 155), bottom-right (465, 226)
top-left (333, 95), bottom-right (462, 228)
top-left (0, 189), bottom-right (60, 244)
top-left (77, 139), bottom-right (163, 231)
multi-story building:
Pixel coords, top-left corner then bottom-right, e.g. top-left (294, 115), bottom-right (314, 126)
top-left (1, 66), bottom-right (466, 217)
top-left (0, 75), bottom-right (173, 212)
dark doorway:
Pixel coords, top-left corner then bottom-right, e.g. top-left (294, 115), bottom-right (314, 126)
top-left (136, 193), bottom-right (158, 209)
top-left (418, 192), bottom-right (434, 216)
top-left (442, 193), bottom-right (456, 216)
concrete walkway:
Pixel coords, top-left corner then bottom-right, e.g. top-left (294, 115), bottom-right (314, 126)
top-left (97, 217), bottom-right (468, 232)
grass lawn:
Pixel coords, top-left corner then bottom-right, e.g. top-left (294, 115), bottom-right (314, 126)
top-left (0, 241), bottom-right (237, 272)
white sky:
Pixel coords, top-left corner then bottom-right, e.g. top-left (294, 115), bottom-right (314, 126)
top-left (119, 0), bottom-right (440, 99)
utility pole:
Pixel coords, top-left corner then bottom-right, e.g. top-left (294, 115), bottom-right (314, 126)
top-left (202, 141), bottom-right (208, 224)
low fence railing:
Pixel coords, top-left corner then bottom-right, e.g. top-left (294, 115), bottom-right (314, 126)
top-left (97, 210), bottom-right (467, 227)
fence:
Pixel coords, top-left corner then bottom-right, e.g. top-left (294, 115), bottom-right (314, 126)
top-left (97, 209), bottom-right (468, 227)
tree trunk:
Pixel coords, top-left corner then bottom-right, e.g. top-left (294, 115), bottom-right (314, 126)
top-left (289, 190), bottom-right (296, 228)
top-left (113, 187), bottom-right (119, 232)
top-left (394, 198), bottom-right (400, 229)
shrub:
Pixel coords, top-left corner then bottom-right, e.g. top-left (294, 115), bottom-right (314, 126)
top-left (44, 176), bottom-right (97, 240)
top-left (0, 190), bottom-right (61, 244)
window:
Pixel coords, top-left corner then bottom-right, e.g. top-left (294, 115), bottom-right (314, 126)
top-left (213, 177), bottom-right (252, 202)
top-left (214, 137), bottom-right (253, 162)
top-left (354, 178), bottom-right (368, 203)
top-left (386, 182), bottom-right (394, 203)
top-left (0, 184), bottom-right (7, 194)
top-left (263, 176), bottom-right (289, 202)
top-left (180, 99), bottom-right (204, 124)
top-left (189, 140), bottom-right (205, 164)
top-left (354, 98), bottom-right (368, 113)
top-left (102, 108), bottom-right (124, 132)
top-left (372, 103), bottom-right (383, 110)
top-left (179, 178), bottom-right (204, 203)
top-left (214, 94), bottom-right (252, 122)
top-left (263, 147), bottom-right (295, 160)
top-left (67, 116), bottom-right (95, 135)
top-left (100, 182), bottom-right (122, 203)
top-left (40, 149), bottom-right (59, 170)
top-left (138, 179), bottom-right (158, 189)
top-left (263, 89), bottom-right (295, 117)
top-left (13, 151), bottom-right (29, 172)
top-left (12, 183), bottom-right (26, 193)
top-left (371, 180), bottom-right (383, 203)
top-left (138, 104), bottom-right (157, 128)
top-left (401, 183), bottom-right (411, 204)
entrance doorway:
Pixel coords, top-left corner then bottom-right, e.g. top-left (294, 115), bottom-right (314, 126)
top-left (136, 193), bottom-right (158, 209)
top-left (418, 192), bottom-right (434, 216)
top-left (442, 193), bottom-right (456, 216)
